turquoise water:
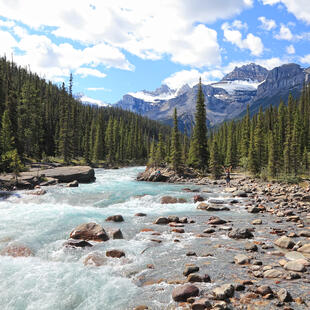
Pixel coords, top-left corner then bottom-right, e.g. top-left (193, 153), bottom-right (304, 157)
top-left (0, 167), bottom-right (249, 310)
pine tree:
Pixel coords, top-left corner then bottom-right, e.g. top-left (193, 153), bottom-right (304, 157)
top-left (93, 116), bottom-right (104, 163)
top-left (187, 78), bottom-right (208, 171)
top-left (170, 108), bottom-right (182, 171)
top-left (248, 123), bottom-right (259, 175)
top-left (267, 130), bottom-right (276, 178)
top-left (1, 109), bottom-right (14, 153)
top-left (209, 138), bottom-right (221, 179)
top-left (155, 132), bottom-right (165, 165)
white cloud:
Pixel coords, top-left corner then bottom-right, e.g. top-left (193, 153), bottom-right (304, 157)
top-left (300, 54), bottom-right (310, 65)
top-left (80, 95), bottom-right (109, 107)
top-left (222, 22), bottom-right (264, 56)
top-left (0, 19), bottom-right (15, 28)
top-left (286, 44), bottom-right (295, 54)
top-left (258, 16), bottom-right (276, 30)
top-left (0, 30), bottom-right (18, 56)
top-left (275, 24), bottom-right (293, 40)
top-left (262, 0), bottom-right (310, 24)
top-left (87, 87), bottom-right (111, 92)
top-left (75, 68), bottom-right (106, 78)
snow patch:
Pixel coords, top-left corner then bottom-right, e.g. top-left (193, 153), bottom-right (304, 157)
top-left (211, 80), bottom-right (262, 94)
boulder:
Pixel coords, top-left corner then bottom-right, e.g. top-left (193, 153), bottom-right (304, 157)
top-left (172, 284), bottom-right (199, 302)
top-left (108, 229), bottom-right (124, 239)
top-left (234, 254), bottom-right (250, 265)
top-left (0, 244), bottom-right (33, 257)
top-left (274, 236), bottom-right (295, 249)
top-left (263, 269), bottom-right (283, 278)
top-left (135, 213), bottom-right (147, 217)
top-left (64, 239), bottom-right (92, 248)
top-left (105, 215), bottom-right (124, 222)
top-left (183, 265), bottom-right (199, 276)
top-left (248, 206), bottom-right (260, 213)
top-left (83, 252), bottom-right (106, 266)
top-left (234, 191), bottom-right (247, 197)
top-left (191, 298), bottom-right (212, 310)
top-left (207, 216), bottom-right (227, 225)
top-left (297, 243), bottom-right (310, 253)
top-left (245, 242), bottom-right (258, 252)
top-left (256, 285), bottom-right (273, 296)
top-left (167, 215), bottom-right (179, 223)
top-left (70, 223), bottom-right (109, 241)
top-left (284, 261), bottom-right (306, 272)
top-left (66, 180), bottom-right (79, 187)
top-left (30, 189), bottom-right (47, 195)
top-left (252, 219), bottom-right (262, 225)
top-left (106, 249), bottom-right (125, 258)
top-left (212, 283), bottom-right (234, 300)
top-left (187, 274), bottom-right (203, 283)
top-left (228, 228), bottom-right (253, 239)
top-left (277, 288), bottom-right (292, 302)
top-left (161, 196), bottom-right (178, 204)
top-left (194, 195), bottom-right (205, 203)
top-left (154, 217), bottom-right (169, 225)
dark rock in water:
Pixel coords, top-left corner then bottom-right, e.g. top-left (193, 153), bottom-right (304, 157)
top-left (167, 215), bottom-right (179, 223)
top-left (0, 244), bottom-right (33, 257)
top-left (108, 228), bottom-right (124, 239)
top-left (178, 198), bottom-right (187, 203)
top-left (179, 217), bottom-right (188, 223)
top-left (187, 274), bottom-right (204, 283)
top-left (64, 239), bottom-right (93, 248)
top-left (191, 298), bottom-right (212, 310)
top-left (228, 228), bottom-right (253, 239)
top-left (183, 265), bottom-right (199, 276)
top-left (154, 217), bottom-right (169, 225)
top-left (183, 188), bottom-right (199, 193)
top-left (256, 285), bottom-right (273, 296)
top-left (134, 306), bottom-right (149, 310)
top-left (234, 191), bottom-right (247, 197)
top-left (172, 284), bottom-right (199, 302)
top-left (301, 195), bottom-right (310, 202)
top-left (106, 249), bottom-right (125, 258)
top-left (230, 199), bottom-right (239, 204)
top-left (186, 251), bottom-right (197, 257)
top-left (106, 215), bottom-right (124, 222)
top-left (161, 196), bottom-right (177, 204)
top-left (207, 216), bottom-right (227, 225)
top-left (70, 222), bottom-right (109, 241)
top-left (66, 180), bottom-right (79, 187)
top-left (135, 213), bottom-right (147, 217)
top-left (83, 252), bottom-right (106, 266)
top-left (204, 228), bottom-right (215, 234)
top-left (248, 206), bottom-right (260, 213)
top-left (212, 283), bottom-right (235, 300)
top-left (208, 199), bottom-right (225, 205)
top-left (277, 288), bottom-right (292, 302)
top-left (245, 242), bottom-right (258, 252)
top-left (194, 195), bottom-right (205, 203)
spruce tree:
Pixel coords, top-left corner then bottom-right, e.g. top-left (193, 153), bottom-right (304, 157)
top-left (267, 131), bottom-right (276, 178)
top-left (1, 109), bottom-right (14, 153)
top-left (209, 138), bottom-right (221, 179)
top-left (170, 108), bottom-right (182, 171)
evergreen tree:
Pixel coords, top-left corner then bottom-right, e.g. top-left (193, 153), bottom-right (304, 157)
top-left (1, 109), bottom-right (14, 153)
top-left (155, 132), bottom-right (165, 165)
top-left (170, 108), bottom-right (182, 171)
top-left (209, 139), bottom-right (221, 179)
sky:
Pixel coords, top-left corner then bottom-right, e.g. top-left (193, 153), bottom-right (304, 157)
top-left (0, 0), bottom-right (310, 105)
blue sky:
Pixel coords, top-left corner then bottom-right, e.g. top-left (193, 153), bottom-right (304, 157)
top-left (0, 0), bottom-right (310, 105)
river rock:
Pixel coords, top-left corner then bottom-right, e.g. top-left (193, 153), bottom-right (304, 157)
top-left (208, 199), bottom-right (225, 205)
top-left (135, 213), bottom-right (147, 217)
top-left (274, 236), bottom-right (295, 249)
top-left (154, 217), bottom-right (169, 225)
top-left (167, 215), bottom-right (179, 223)
top-left (30, 189), bottom-right (47, 195)
top-left (234, 254), bottom-right (250, 264)
top-left (66, 180), bottom-right (79, 187)
top-left (183, 265), bottom-right (199, 276)
top-left (256, 285), bottom-right (273, 296)
top-left (64, 239), bottom-right (92, 248)
top-left (134, 306), bottom-right (149, 310)
top-left (234, 191), bottom-right (247, 197)
top-left (83, 252), bottom-right (106, 266)
top-left (298, 230), bottom-right (310, 237)
top-left (207, 216), bottom-right (227, 225)
top-left (297, 243), bottom-right (310, 253)
top-left (285, 252), bottom-right (306, 261)
top-left (161, 196), bottom-right (177, 204)
top-left (106, 215), bottom-right (124, 222)
top-left (212, 283), bottom-right (234, 300)
top-left (0, 244), bottom-right (33, 257)
top-left (228, 228), bottom-right (253, 239)
top-left (70, 223), bottom-right (109, 241)
top-left (284, 261), bottom-right (306, 272)
top-left (252, 219), bottom-right (262, 225)
top-left (194, 195), bottom-right (205, 203)
top-left (245, 242), bottom-right (258, 252)
top-left (277, 288), bottom-right (293, 302)
top-left (172, 284), bottom-right (199, 302)
top-left (191, 298), bottom-right (212, 310)
top-left (187, 274), bottom-right (203, 283)
top-left (248, 206), bottom-right (260, 213)
top-left (106, 249), bottom-right (125, 258)
top-left (263, 269), bottom-right (283, 278)
top-left (108, 229), bottom-right (123, 239)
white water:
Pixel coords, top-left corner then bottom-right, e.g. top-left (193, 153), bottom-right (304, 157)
top-left (0, 167), bottom-right (248, 310)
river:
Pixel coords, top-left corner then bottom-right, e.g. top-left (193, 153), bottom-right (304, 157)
top-left (0, 167), bottom-right (308, 309)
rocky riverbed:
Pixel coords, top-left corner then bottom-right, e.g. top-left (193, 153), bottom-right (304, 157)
top-left (1, 167), bottom-right (310, 309)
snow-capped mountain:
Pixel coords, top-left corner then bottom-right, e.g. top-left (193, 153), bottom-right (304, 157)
top-left (116, 63), bottom-right (310, 130)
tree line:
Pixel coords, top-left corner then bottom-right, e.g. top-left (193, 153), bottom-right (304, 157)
top-left (148, 78), bottom-right (310, 181)
top-left (0, 56), bottom-right (171, 172)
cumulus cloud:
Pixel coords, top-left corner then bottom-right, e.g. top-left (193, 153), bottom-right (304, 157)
top-left (261, 0), bottom-right (310, 25)
top-left (75, 68), bottom-right (106, 78)
top-left (275, 24), bottom-right (293, 40)
top-left (222, 22), bottom-right (264, 56)
top-left (286, 44), bottom-right (295, 54)
top-left (87, 87), bottom-right (111, 92)
top-left (300, 54), bottom-right (310, 65)
top-left (258, 16), bottom-right (276, 30)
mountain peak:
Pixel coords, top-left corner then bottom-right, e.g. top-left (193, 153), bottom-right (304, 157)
top-left (222, 63), bottom-right (268, 83)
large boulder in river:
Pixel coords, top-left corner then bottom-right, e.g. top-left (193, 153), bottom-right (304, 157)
top-left (106, 249), bottom-right (125, 258)
top-left (70, 223), bottom-right (109, 241)
top-left (228, 228), bottom-right (253, 239)
top-left (274, 236), bottom-right (295, 249)
top-left (161, 196), bottom-right (177, 204)
top-left (0, 244), bottom-right (33, 257)
top-left (106, 215), bottom-right (124, 222)
top-left (172, 284), bottom-right (199, 301)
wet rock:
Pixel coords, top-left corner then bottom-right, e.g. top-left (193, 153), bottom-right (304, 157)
top-left (298, 230), bottom-right (310, 237)
top-left (105, 215), bottom-right (124, 222)
top-left (135, 213), bottom-right (147, 217)
top-left (285, 251), bottom-right (306, 261)
top-left (194, 195), bottom-right (205, 203)
top-left (183, 265), bottom-right (199, 276)
top-left (106, 249), bottom-right (125, 258)
top-left (108, 228), bottom-right (124, 239)
top-left (248, 206), bottom-right (260, 213)
top-left (183, 188), bottom-right (199, 193)
top-left (187, 274), bottom-right (203, 283)
top-left (207, 216), bottom-right (227, 225)
top-left (212, 283), bottom-right (234, 300)
top-left (234, 254), bottom-right (250, 265)
top-left (83, 252), bottom-right (106, 266)
top-left (245, 242), bottom-right (258, 252)
top-left (179, 217), bottom-right (188, 224)
top-left (172, 284), bottom-right (199, 302)
top-left (274, 236), bottom-right (295, 249)
top-left (134, 306), bottom-right (149, 310)
top-left (186, 251), bottom-right (197, 257)
top-left (208, 199), bottom-right (225, 205)
top-left (0, 244), bottom-right (33, 257)
top-left (284, 261), bottom-right (306, 272)
top-left (212, 301), bottom-right (228, 310)
top-left (277, 288), bottom-right (292, 303)
top-left (297, 243), bottom-right (310, 253)
top-left (178, 198), bottom-right (187, 203)
top-left (30, 189), bottom-right (47, 195)
top-left (161, 196), bottom-right (178, 204)
top-left (256, 285), bottom-right (273, 296)
top-left (203, 228), bottom-right (215, 234)
top-left (154, 217), bottom-right (169, 225)
top-left (64, 239), bottom-right (92, 248)
top-left (171, 228), bottom-right (185, 233)
top-left (252, 219), bottom-right (262, 225)
top-left (66, 180), bottom-right (79, 187)
top-left (228, 228), bottom-right (253, 239)
top-left (234, 191), bottom-right (247, 197)
top-left (70, 223), bottom-right (109, 241)
top-left (167, 215), bottom-right (179, 223)
top-left (263, 269), bottom-right (283, 278)
top-left (191, 298), bottom-right (212, 310)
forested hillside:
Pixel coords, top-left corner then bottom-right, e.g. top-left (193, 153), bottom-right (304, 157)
top-left (0, 56), bottom-right (171, 172)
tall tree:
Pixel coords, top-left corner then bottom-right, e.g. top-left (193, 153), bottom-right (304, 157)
top-left (170, 108), bottom-right (182, 171)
